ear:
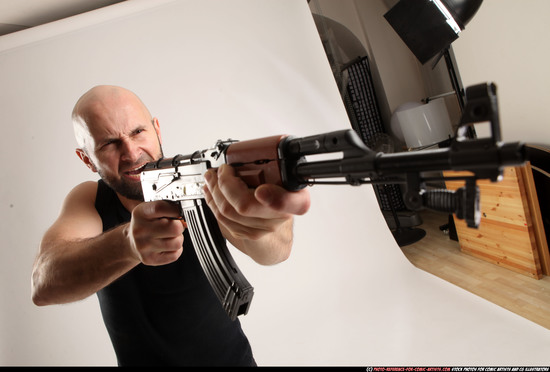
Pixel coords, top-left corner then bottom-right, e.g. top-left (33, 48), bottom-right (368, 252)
top-left (76, 148), bottom-right (98, 173)
top-left (152, 117), bottom-right (162, 145)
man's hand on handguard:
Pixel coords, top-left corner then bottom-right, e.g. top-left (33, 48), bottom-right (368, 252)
top-left (202, 164), bottom-right (311, 265)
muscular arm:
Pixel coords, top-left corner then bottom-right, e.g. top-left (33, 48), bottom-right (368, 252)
top-left (203, 164), bottom-right (310, 266)
top-left (31, 182), bottom-right (135, 305)
top-left (32, 181), bottom-right (185, 306)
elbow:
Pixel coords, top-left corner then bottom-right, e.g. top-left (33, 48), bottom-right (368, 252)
top-left (262, 230), bottom-right (294, 266)
top-left (275, 244), bottom-right (292, 265)
top-left (281, 247), bottom-right (292, 264)
top-left (257, 241), bottom-right (292, 266)
top-left (271, 226), bottom-right (294, 265)
top-left (31, 267), bottom-right (53, 307)
top-left (32, 291), bottom-right (49, 307)
top-left (261, 219), bottom-right (294, 265)
top-left (31, 279), bottom-right (47, 307)
top-left (31, 247), bottom-right (64, 306)
top-left (32, 282), bottom-right (57, 307)
top-left (31, 288), bottom-right (47, 307)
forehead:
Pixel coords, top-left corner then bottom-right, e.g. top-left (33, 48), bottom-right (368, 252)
top-left (84, 96), bottom-right (150, 141)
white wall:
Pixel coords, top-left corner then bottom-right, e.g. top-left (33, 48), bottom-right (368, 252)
top-left (452, 0), bottom-right (550, 144)
top-left (1, 0), bottom-right (549, 366)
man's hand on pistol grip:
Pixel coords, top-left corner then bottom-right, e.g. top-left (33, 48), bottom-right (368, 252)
top-left (126, 200), bottom-right (186, 266)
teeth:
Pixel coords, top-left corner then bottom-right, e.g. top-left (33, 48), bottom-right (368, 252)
top-left (126, 164), bottom-right (145, 174)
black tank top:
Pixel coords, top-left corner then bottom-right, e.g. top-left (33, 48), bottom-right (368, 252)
top-left (94, 180), bottom-right (254, 366)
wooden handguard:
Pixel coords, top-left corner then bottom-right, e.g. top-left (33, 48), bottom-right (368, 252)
top-left (226, 135), bottom-right (288, 188)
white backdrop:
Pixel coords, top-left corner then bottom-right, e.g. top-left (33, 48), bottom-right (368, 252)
top-left (1, 0), bottom-right (549, 366)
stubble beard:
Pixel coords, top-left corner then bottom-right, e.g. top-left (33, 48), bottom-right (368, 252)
top-left (98, 147), bottom-right (164, 202)
top-left (99, 168), bottom-right (146, 201)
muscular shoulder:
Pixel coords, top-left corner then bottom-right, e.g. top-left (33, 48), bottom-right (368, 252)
top-left (60, 181), bottom-right (99, 213)
top-left (47, 181), bottom-right (102, 240)
top-left (66, 181), bottom-right (98, 204)
top-left (69, 180), bottom-right (98, 197)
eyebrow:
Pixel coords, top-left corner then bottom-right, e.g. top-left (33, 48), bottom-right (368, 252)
top-left (96, 137), bottom-right (119, 150)
top-left (96, 124), bottom-right (147, 149)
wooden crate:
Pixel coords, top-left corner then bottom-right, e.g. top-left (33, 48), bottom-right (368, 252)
top-left (444, 163), bottom-right (549, 279)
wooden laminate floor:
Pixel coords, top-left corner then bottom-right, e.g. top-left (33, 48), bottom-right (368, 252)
top-left (399, 209), bottom-right (550, 330)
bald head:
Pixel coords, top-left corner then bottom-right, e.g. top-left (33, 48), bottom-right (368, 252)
top-left (71, 85), bottom-right (163, 201)
top-left (72, 85), bottom-right (152, 152)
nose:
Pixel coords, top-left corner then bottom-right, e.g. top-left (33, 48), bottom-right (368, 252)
top-left (120, 138), bottom-right (140, 163)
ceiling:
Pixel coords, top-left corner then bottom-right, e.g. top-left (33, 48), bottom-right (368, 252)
top-left (0, 0), bottom-right (126, 36)
top-left (0, 0), bottom-right (399, 37)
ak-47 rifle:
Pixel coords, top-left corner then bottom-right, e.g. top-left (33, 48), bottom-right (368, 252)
top-left (140, 82), bottom-right (528, 321)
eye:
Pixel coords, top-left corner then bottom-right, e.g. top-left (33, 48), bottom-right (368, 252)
top-left (132, 128), bottom-right (145, 136)
top-left (99, 139), bottom-right (118, 151)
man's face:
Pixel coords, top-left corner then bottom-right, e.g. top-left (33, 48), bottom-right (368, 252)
top-left (79, 99), bottom-right (164, 201)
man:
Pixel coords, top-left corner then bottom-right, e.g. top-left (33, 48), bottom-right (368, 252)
top-left (31, 85), bottom-right (311, 366)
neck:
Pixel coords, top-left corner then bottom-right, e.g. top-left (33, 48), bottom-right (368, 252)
top-left (117, 192), bottom-right (142, 212)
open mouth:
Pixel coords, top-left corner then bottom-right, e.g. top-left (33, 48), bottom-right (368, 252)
top-left (124, 164), bottom-right (147, 177)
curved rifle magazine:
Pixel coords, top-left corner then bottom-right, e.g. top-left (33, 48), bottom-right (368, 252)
top-left (180, 199), bottom-right (254, 321)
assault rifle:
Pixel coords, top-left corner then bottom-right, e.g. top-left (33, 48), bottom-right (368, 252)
top-left (140, 82), bottom-right (528, 321)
